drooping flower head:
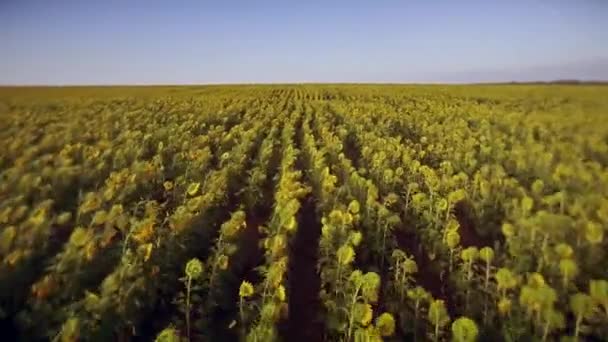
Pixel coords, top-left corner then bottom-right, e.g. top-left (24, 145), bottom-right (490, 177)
top-left (239, 281), bottom-right (255, 298)
top-left (185, 258), bottom-right (203, 279)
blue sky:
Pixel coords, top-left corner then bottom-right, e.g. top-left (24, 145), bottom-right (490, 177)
top-left (1, 0), bottom-right (607, 84)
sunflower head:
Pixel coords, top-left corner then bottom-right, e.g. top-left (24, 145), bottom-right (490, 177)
top-left (186, 182), bottom-right (200, 196)
top-left (349, 231), bottom-right (362, 247)
top-left (451, 316), bottom-right (479, 342)
top-left (348, 200), bottom-right (361, 214)
top-left (460, 247), bottom-right (479, 263)
top-left (239, 281), bottom-right (255, 298)
top-left (446, 230), bottom-right (460, 249)
top-left (375, 312), bottom-right (396, 337)
top-left (218, 254), bottom-right (229, 270)
top-left (353, 303), bottom-right (373, 326)
top-left (497, 298), bottom-right (512, 316)
top-left (276, 285), bottom-right (286, 302)
top-left (501, 222), bottom-right (515, 238)
top-left (403, 258), bottom-right (418, 274)
top-left (337, 245), bottom-right (355, 266)
top-left (479, 247), bottom-right (494, 264)
top-left (154, 326), bottom-right (181, 342)
top-left (185, 258), bottom-right (203, 279)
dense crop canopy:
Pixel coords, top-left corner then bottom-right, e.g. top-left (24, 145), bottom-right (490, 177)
top-left (0, 84), bottom-right (607, 341)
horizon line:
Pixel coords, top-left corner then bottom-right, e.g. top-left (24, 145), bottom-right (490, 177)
top-left (1, 80), bottom-right (607, 87)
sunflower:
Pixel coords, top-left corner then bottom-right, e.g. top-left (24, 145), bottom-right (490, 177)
top-left (375, 313), bottom-right (396, 337)
top-left (185, 258), bottom-right (204, 279)
top-left (186, 182), bottom-right (200, 196)
top-left (239, 281), bottom-right (255, 298)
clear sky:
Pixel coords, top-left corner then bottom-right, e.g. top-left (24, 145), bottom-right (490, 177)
top-left (1, 0), bottom-right (607, 84)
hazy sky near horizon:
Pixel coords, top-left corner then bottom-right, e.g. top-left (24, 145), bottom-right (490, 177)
top-left (1, 0), bottom-right (607, 84)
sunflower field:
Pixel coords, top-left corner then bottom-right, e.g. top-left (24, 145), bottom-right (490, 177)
top-left (0, 85), bottom-right (607, 341)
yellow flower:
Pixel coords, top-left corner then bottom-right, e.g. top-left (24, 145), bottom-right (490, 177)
top-left (437, 198), bottom-right (448, 211)
top-left (85, 241), bottom-right (97, 261)
top-left (460, 247), bottom-right (479, 263)
top-left (140, 243), bottom-right (153, 262)
top-left (239, 281), bottom-right (254, 298)
top-left (29, 207), bottom-right (48, 226)
top-left (479, 247), bottom-right (494, 264)
top-left (91, 210), bottom-right (108, 226)
top-left (132, 220), bottom-right (155, 244)
top-left (502, 222), bottom-right (515, 237)
top-left (185, 258), bottom-right (204, 279)
top-left (186, 196), bottom-right (204, 213)
top-left (343, 213), bottom-right (353, 225)
top-left (354, 303), bottom-right (373, 326)
top-left (270, 235), bottom-right (287, 257)
top-left (218, 254), bottom-right (229, 270)
top-left (585, 221), bottom-right (604, 244)
top-left (348, 200), bottom-right (360, 214)
top-left (446, 230), bottom-right (460, 249)
top-left (498, 298), bottom-right (512, 316)
top-left (337, 245), bottom-right (355, 265)
top-left (163, 181), bottom-right (174, 191)
top-left (277, 285), bottom-right (286, 302)
top-left (375, 312), bottom-right (396, 337)
top-left (285, 216), bottom-right (296, 231)
top-left (60, 318), bottom-right (81, 342)
top-left (80, 193), bottom-right (102, 214)
top-left (70, 227), bottom-right (91, 247)
top-left (154, 326), bottom-right (180, 342)
top-left (349, 231), bottom-right (362, 247)
top-left (56, 212), bottom-right (72, 225)
top-left (403, 258), bottom-right (418, 274)
top-left (187, 182), bottom-right (200, 196)
top-left (451, 316), bottom-right (479, 342)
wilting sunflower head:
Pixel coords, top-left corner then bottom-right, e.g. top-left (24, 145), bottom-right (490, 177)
top-left (337, 245), bottom-right (355, 266)
top-left (554, 243), bottom-right (573, 259)
top-left (403, 258), bottom-right (418, 274)
top-left (329, 210), bottom-right (344, 226)
top-left (154, 326), bottom-right (180, 342)
top-left (585, 221), bottom-right (604, 244)
top-left (60, 318), bottom-right (81, 342)
top-left (451, 316), bottom-right (479, 342)
top-left (407, 286), bottom-right (431, 302)
top-left (284, 216), bottom-right (297, 232)
top-left (559, 259), bottom-right (579, 280)
top-left (349, 231), bottom-right (362, 247)
top-left (428, 300), bottom-right (449, 326)
top-left (362, 272), bottom-right (381, 303)
top-left (185, 258), bottom-right (203, 279)
top-left (353, 303), bottom-right (373, 326)
top-left (501, 222), bottom-right (516, 238)
top-left (479, 247), bottom-right (494, 264)
top-left (186, 182), bottom-right (200, 196)
top-left (437, 198), bottom-right (448, 212)
top-left (460, 247), bottom-right (479, 263)
top-left (375, 312), bottom-right (396, 337)
top-left (276, 285), bottom-right (286, 302)
top-left (343, 212), bottom-right (353, 225)
top-left (218, 254), bottom-right (229, 270)
top-left (495, 268), bottom-right (517, 291)
top-left (497, 298), bottom-right (512, 316)
top-left (446, 230), bottom-right (461, 249)
top-left (239, 281), bottom-right (255, 298)
top-left (348, 200), bottom-right (360, 214)
top-left (527, 272), bottom-right (546, 288)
